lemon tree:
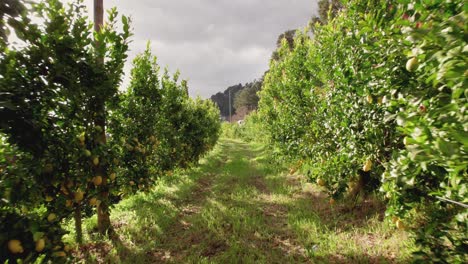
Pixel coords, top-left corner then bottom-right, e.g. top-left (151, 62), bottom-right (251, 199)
top-left (256, 0), bottom-right (466, 260)
top-left (0, 0), bottom-right (130, 261)
top-left (110, 46), bottom-right (220, 195)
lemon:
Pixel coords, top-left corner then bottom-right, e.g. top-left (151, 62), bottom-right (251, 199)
top-left (109, 172), bottom-right (116, 181)
top-left (93, 175), bottom-right (103, 186)
top-left (396, 219), bottom-right (405, 230)
top-left (316, 178), bottom-right (326, 186)
top-left (406, 57), bottom-right (418, 72)
top-left (35, 238), bottom-right (45, 252)
top-left (89, 197), bottom-right (98, 206)
top-left (74, 189), bottom-right (84, 202)
top-left (83, 149), bottom-right (92, 157)
top-left (60, 185), bottom-right (69, 195)
top-left (8, 240), bottom-right (24, 254)
top-left (92, 156), bottom-right (99, 166)
top-left (363, 159), bottom-right (372, 172)
top-left (47, 213), bottom-right (57, 222)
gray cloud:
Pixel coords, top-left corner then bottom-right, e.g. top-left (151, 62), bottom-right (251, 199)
top-left (78, 0), bottom-right (318, 97)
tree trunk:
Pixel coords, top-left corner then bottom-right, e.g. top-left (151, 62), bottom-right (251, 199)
top-left (74, 206), bottom-right (83, 244)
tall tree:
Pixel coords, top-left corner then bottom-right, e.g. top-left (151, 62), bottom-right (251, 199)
top-left (310, 0), bottom-right (342, 27)
top-left (276, 29), bottom-right (296, 50)
top-left (271, 29), bottom-right (296, 61)
top-left (233, 80), bottom-right (262, 111)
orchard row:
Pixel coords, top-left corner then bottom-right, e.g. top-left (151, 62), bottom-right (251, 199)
top-left (238, 0), bottom-right (466, 262)
top-left (0, 1), bottom-right (220, 262)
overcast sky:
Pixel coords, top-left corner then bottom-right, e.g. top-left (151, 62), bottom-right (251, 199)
top-left (76, 0), bottom-right (318, 98)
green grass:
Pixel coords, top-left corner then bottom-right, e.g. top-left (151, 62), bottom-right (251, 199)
top-left (69, 138), bottom-right (415, 263)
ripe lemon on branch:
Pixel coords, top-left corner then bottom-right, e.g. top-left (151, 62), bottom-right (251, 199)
top-left (362, 159), bottom-right (372, 172)
top-left (8, 240), bottom-right (24, 254)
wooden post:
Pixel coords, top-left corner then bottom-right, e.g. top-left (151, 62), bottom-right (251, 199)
top-left (94, 0), bottom-right (112, 235)
top-left (94, 0), bottom-right (103, 32)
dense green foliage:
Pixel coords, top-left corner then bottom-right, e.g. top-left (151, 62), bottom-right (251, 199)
top-left (110, 46), bottom-right (220, 196)
top-left (221, 111), bottom-right (268, 144)
top-left (0, 1), bottom-right (220, 262)
top-left (256, 0), bottom-right (467, 261)
top-left (1, 0), bottom-right (129, 261)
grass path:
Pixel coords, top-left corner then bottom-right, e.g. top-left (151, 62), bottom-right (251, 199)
top-left (74, 138), bottom-right (413, 263)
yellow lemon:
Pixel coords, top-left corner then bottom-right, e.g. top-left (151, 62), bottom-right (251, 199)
top-left (47, 213), bottom-right (57, 222)
top-left (89, 197), bottom-right (98, 206)
top-left (92, 156), bottom-right (99, 166)
top-left (406, 57), bottom-right (418, 72)
top-left (363, 159), bottom-right (372, 172)
top-left (396, 219), bottom-right (405, 230)
top-left (74, 189), bottom-right (84, 202)
top-left (8, 240), bottom-right (24, 254)
top-left (93, 176), bottom-right (103, 186)
top-left (35, 238), bottom-right (45, 252)
top-left (316, 178), bottom-right (326, 186)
